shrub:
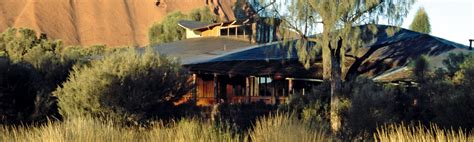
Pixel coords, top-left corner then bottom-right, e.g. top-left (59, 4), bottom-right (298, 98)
top-left (342, 78), bottom-right (400, 139)
top-left (0, 28), bottom-right (76, 124)
top-left (54, 48), bottom-right (192, 122)
top-left (280, 82), bottom-right (331, 129)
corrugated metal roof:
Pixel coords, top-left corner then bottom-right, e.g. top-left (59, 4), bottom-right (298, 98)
top-left (152, 37), bottom-right (256, 64)
top-left (178, 20), bottom-right (236, 31)
top-left (182, 25), bottom-right (471, 80)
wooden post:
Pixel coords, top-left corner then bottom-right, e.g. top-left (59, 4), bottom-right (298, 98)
top-left (272, 78), bottom-right (277, 104)
top-left (214, 74), bottom-right (218, 102)
top-left (192, 74), bottom-right (197, 101)
top-left (243, 26), bottom-right (246, 39)
top-left (264, 77), bottom-right (267, 96)
top-left (245, 77), bottom-right (251, 103)
top-left (227, 28), bottom-right (230, 36)
top-left (288, 79), bottom-right (293, 96)
top-left (235, 27), bottom-right (238, 37)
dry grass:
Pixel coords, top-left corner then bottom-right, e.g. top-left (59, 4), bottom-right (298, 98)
top-left (249, 113), bottom-right (332, 142)
top-left (375, 123), bottom-right (474, 142)
top-left (0, 117), bottom-right (238, 142)
top-left (0, 114), bottom-right (332, 142)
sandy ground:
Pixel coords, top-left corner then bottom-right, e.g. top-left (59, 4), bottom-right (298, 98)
top-left (0, 0), bottom-right (239, 47)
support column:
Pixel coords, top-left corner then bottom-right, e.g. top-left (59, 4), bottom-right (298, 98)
top-left (214, 74), bottom-right (218, 102)
top-left (288, 79), bottom-right (293, 96)
top-left (272, 78), bottom-right (277, 105)
top-left (470, 39), bottom-right (473, 50)
top-left (246, 77), bottom-right (250, 103)
top-left (192, 74), bottom-right (197, 101)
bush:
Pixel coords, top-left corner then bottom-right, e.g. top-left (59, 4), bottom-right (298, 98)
top-left (148, 7), bottom-right (219, 45)
top-left (54, 48), bottom-right (192, 123)
top-left (280, 82), bottom-right (331, 129)
top-left (0, 28), bottom-right (77, 124)
top-left (148, 12), bottom-right (188, 45)
top-left (342, 78), bottom-right (400, 139)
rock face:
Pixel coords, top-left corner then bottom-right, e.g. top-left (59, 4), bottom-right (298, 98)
top-left (0, 0), bottom-right (242, 46)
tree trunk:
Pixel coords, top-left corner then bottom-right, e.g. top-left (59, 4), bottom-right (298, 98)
top-left (329, 48), bottom-right (343, 134)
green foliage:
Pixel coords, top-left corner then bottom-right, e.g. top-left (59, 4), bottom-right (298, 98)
top-left (148, 7), bottom-right (218, 45)
top-left (412, 55), bottom-right (430, 82)
top-left (443, 53), bottom-right (469, 76)
top-left (148, 12), bottom-right (187, 45)
top-left (0, 28), bottom-right (78, 124)
top-left (189, 7), bottom-right (219, 23)
top-left (342, 78), bottom-right (400, 139)
top-left (409, 7), bottom-right (431, 34)
top-left (54, 48), bottom-right (192, 123)
top-left (281, 82), bottom-right (331, 129)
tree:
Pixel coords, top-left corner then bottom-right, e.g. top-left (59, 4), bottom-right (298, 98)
top-left (255, 0), bottom-right (415, 133)
top-left (148, 11), bottom-right (188, 45)
top-left (148, 7), bottom-right (219, 45)
top-left (413, 55), bottom-right (430, 83)
top-left (409, 7), bottom-right (431, 34)
top-left (0, 28), bottom-right (78, 124)
top-left (189, 6), bottom-right (219, 23)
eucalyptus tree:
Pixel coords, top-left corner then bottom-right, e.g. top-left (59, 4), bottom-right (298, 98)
top-left (255, 0), bottom-right (416, 133)
top-left (409, 7), bottom-right (431, 34)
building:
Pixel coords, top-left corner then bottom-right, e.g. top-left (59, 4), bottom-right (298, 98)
top-left (154, 24), bottom-right (471, 106)
top-left (178, 17), bottom-right (281, 43)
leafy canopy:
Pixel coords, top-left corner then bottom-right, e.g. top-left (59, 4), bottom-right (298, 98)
top-left (409, 7), bottom-right (431, 34)
top-left (148, 7), bottom-right (219, 45)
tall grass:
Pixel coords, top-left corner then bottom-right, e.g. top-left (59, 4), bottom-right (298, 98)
top-left (0, 117), bottom-right (238, 142)
top-left (375, 123), bottom-right (474, 142)
top-left (0, 114), bottom-right (331, 142)
top-left (249, 113), bottom-right (332, 142)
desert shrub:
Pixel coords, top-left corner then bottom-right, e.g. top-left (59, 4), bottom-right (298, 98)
top-left (54, 48), bottom-right (192, 123)
top-left (427, 55), bottom-right (474, 129)
top-left (280, 82), bottom-right (331, 129)
top-left (0, 28), bottom-right (79, 124)
top-left (412, 55), bottom-right (430, 82)
top-left (217, 102), bottom-right (278, 132)
top-left (443, 53), bottom-right (469, 76)
top-left (341, 78), bottom-right (401, 139)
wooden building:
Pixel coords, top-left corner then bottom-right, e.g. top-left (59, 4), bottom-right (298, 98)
top-left (184, 41), bottom-right (321, 106)
top-left (178, 17), bottom-right (281, 43)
